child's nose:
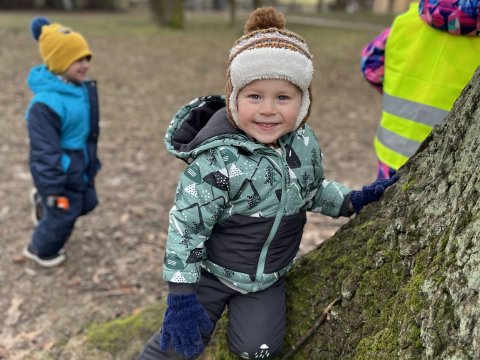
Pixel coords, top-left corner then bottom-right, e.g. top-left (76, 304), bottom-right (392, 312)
top-left (259, 99), bottom-right (276, 115)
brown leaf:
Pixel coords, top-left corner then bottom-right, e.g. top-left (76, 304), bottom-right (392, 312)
top-left (5, 297), bottom-right (23, 326)
top-left (42, 340), bottom-right (56, 351)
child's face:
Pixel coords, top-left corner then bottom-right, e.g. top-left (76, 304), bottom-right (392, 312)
top-left (61, 56), bottom-right (91, 84)
top-left (237, 79), bottom-right (302, 146)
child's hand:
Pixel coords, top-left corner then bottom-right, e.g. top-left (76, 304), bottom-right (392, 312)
top-left (350, 175), bottom-right (399, 213)
top-left (159, 293), bottom-right (213, 357)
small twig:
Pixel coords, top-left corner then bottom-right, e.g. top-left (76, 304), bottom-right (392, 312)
top-left (281, 295), bottom-right (342, 360)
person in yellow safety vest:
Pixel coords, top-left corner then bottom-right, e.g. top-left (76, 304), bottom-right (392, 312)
top-left (361, 0), bottom-right (480, 179)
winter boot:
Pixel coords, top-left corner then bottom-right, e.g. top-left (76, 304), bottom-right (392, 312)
top-left (29, 188), bottom-right (43, 225)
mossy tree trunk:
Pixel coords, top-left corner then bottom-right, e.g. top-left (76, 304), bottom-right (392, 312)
top-left (78, 69), bottom-right (479, 359)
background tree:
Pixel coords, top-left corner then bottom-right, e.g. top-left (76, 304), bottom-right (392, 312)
top-left (228, 0), bottom-right (236, 26)
top-left (150, 0), bottom-right (184, 28)
top-left (252, 0), bottom-right (261, 9)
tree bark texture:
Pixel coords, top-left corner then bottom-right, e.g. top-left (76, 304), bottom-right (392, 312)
top-left (79, 69), bottom-right (479, 360)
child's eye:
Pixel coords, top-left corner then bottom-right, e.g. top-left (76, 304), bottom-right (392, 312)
top-left (277, 95), bottom-right (289, 101)
top-left (248, 94), bottom-right (260, 100)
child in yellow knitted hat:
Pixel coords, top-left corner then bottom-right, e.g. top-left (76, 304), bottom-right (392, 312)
top-left (137, 7), bottom-right (398, 359)
top-left (23, 17), bottom-right (101, 267)
top-left (32, 17), bottom-right (92, 75)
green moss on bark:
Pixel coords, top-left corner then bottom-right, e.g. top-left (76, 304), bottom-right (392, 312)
top-left (85, 302), bottom-right (165, 357)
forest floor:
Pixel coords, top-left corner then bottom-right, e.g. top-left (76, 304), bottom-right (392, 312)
top-left (0, 9), bottom-right (387, 359)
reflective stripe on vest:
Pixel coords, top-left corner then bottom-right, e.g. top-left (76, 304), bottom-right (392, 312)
top-left (375, 93), bottom-right (449, 160)
top-left (374, 3), bottom-right (480, 170)
top-left (383, 93), bottom-right (448, 128)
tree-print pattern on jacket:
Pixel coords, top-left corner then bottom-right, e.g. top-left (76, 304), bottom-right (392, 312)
top-left (163, 99), bottom-right (352, 290)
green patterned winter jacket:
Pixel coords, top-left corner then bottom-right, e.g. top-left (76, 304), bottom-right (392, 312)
top-left (163, 96), bottom-right (353, 293)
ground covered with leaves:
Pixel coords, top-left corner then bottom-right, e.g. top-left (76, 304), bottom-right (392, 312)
top-left (0, 9), bottom-right (386, 359)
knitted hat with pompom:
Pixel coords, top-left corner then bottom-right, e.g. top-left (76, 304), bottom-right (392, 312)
top-left (30, 16), bottom-right (92, 74)
top-left (225, 7), bottom-right (314, 129)
top-left (419, 0), bottom-right (480, 36)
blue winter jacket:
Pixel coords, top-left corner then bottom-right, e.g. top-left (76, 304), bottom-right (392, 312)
top-left (25, 64), bottom-right (100, 196)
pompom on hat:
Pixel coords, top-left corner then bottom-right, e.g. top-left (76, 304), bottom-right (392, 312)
top-left (419, 0), bottom-right (480, 35)
top-left (225, 7), bottom-right (314, 129)
top-left (30, 16), bottom-right (92, 74)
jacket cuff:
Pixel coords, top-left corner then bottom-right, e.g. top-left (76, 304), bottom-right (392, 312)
top-left (168, 282), bottom-right (197, 294)
top-left (339, 192), bottom-right (355, 217)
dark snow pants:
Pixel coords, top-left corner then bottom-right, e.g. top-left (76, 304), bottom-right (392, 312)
top-left (137, 270), bottom-right (286, 360)
top-left (31, 186), bottom-right (97, 257)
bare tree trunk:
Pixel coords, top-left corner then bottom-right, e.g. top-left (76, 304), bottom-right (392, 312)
top-left (168, 0), bottom-right (184, 28)
top-left (150, 0), bottom-right (164, 24)
top-left (150, 0), bottom-right (184, 28)
top-left (316, 0), bottom-right (324, 13)
top-left (372, 0), bottom-right (390, 13)
top-left (228, 0), bottom-right (236, 27)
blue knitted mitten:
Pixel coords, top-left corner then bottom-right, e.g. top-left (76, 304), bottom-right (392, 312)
top-left (351, 175), bottom-right (399, 213)
top-left (159, 293), bottom-right (213, 357)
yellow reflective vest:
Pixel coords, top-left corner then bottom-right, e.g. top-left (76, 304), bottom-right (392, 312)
top-left (375, 3), bottom-right (480, 170)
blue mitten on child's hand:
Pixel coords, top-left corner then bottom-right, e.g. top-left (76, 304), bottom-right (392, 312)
top-left (159, 293), bottom-right (213, 357)
top-left (351, 175), bottom-right (399, 213)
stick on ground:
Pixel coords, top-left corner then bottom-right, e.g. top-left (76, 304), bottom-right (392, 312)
top-left (281, 295), bottom-right (342, 360)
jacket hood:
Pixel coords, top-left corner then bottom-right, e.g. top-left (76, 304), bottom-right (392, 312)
top-left (27, 64), bottom-right (85, 97)
top-left (165, 95), bottom-right (263, 162)
top-left (419, 0), bottom-right (480, 36)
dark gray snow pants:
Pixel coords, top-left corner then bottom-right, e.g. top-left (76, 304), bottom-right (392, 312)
top-left (137, 270), bottom-right (286, 359)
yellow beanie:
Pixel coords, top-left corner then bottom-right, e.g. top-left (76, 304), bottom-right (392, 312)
top-left (31, 17), bottom-right (92, 74)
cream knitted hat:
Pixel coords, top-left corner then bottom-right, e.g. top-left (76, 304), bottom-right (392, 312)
top-left (225, 7), bottom-right (314, 129)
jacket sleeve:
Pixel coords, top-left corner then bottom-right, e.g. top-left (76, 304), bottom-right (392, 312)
top-left (162, 150), bottom-right (229, 286)
top-left (360, 27), bottom-right (390, 94)
top-left (27, 102), bottom-right (67, 196)
top-left (309, 179), bottom-right (352, 218)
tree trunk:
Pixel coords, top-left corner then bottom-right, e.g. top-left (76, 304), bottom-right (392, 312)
top-left (75, 68), bottom-right (479, 359)
top-left (252, 0), bottom-right (261, 10)
top-left (150, 0), bottom-right (164, 24)
top-left (169, 0), bottom-right (184, 28)
top-left (150, 0), bottom-right (184, 28)
top-left (372, 0), bottom-right (390, 13)
top-left (228, 0), bottom-right (236, 27)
